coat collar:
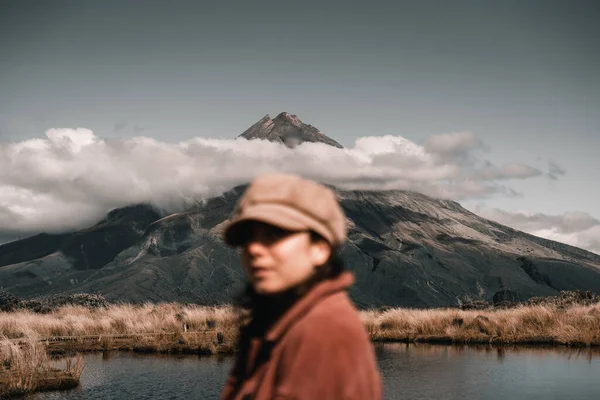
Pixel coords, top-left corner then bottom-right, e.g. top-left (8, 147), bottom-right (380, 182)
top-left (264, 271), bottom-right (355, 343)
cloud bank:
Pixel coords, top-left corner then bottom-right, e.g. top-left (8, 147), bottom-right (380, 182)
top-left (475, 207), bottom-right (600, 255)
top-left (0, 128), bottom-right (553, 239)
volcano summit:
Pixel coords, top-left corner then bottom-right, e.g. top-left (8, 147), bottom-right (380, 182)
top-left (238, 112), bottom-right (343, 149)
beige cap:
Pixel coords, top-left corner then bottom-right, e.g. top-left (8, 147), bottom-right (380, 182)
top-left (224, 173), bottom-right (347, 247)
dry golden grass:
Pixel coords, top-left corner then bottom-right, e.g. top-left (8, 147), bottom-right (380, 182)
top-left (0, 303), bottom-right (241, 354)
top-left (1, 302), bottom-right (599, 355)
top-left (0, 337), bottom-right (83, 396)
top-left (0, 303), bottom-right (237, 337)
top-left (360, 302), bottom-right (600, 346)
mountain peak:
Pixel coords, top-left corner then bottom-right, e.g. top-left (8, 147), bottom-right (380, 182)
top-left (238, 112), bottom-right (343, 148)
top-left (272, 112), bottom-right (303, 126)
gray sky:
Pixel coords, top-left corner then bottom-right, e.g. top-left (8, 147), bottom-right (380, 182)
top-left (1, 0), bottom-right (599, 252)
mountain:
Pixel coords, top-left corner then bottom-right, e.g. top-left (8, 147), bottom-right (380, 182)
top-left (1, 114), bottom-right (600, 308)
top-left (0, 205), bottom-right (161, 297)
top-left (238, 112), bottom-right (343, 148)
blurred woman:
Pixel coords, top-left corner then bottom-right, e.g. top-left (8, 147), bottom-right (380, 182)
top-left (220, 173), bottom-right (382, 400)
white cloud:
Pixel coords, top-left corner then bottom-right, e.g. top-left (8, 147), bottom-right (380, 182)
top-left (0, 128), bottom-right (546, 237)
top-left (529, 226), bottom-right (600, 255)
top-left (424, 131), bottom-right (485, 157)
top-left (45, 128), bottom-right (99, 152)
top-left (474, 207), bottom-right (600, 255)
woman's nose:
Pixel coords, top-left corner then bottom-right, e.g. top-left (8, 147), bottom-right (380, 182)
top-left (245, 239), bottom-right (267, 256)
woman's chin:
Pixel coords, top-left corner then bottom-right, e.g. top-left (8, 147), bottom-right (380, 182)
top-left (253, 280), bottom-right (285, 295)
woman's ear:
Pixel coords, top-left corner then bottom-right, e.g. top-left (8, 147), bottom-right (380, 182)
top-left (310, 240), bottom-right (332, 267)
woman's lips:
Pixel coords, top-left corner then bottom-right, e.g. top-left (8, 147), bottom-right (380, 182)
top-left (250, 266), bottom-right (270, 277)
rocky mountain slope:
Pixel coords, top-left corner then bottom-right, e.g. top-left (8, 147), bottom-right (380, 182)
top-left (1, 114), bottom-right (599, 308)
top-left (238, 112), bottom-right (343, 148)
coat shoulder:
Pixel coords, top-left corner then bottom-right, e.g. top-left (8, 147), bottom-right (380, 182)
top-left (287, 292), bottom-right (368, 343)
top-left (274, 292), bottom-right (383, 400)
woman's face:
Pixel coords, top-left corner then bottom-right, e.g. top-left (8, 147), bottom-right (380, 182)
top-left (240, 221), bottom-right (332, 295)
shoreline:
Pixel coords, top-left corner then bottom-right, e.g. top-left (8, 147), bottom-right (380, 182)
top-left (0, 340), bottom-right (83, 398)
top-left (370, 336), bottom-right (600, 348)
top-left (2, 300), bottom-right (599, 396)
top-left (0, 370), bottom-right (79, 397)
top-left (37, 335), bottom-right (600, 359)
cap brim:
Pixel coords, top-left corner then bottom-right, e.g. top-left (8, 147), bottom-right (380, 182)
top-left (224, 203), bottom-right (313, 246)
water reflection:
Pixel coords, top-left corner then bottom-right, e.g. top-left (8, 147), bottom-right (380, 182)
top-left (27, 352), bottom-right (233, 400)
top-left (28, 345), bottom-right (600, 400)
top-left (376, 343), bottom-right (600, 400)
top-left (376, 342), bottom-right (599, 363)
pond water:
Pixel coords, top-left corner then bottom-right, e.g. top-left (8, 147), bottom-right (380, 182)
top-left (28, 344), bottom-right (600, 400)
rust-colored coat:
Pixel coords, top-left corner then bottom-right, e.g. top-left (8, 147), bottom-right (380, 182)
top-left (220, 272), bottom-right (383, 400)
